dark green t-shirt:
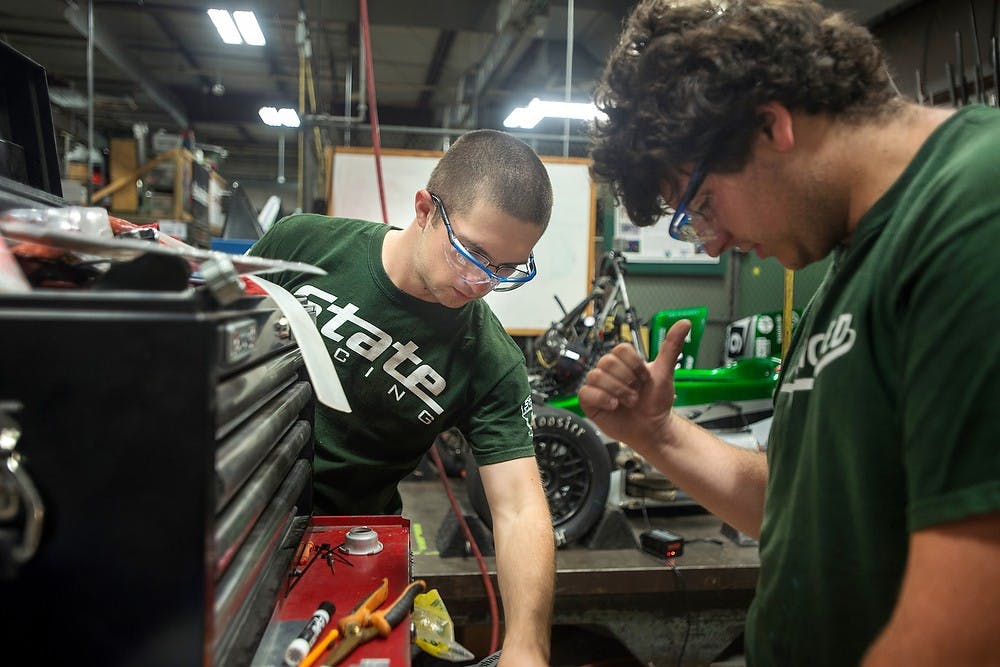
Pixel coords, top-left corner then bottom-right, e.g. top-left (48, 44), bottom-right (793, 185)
top-left (747, 105), bottom-right (1000, 665)
top-left (248, 215), bottom-right (535, 514)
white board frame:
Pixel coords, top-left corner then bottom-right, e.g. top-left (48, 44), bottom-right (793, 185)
top-left (330, 146), bottom-right (595, 335)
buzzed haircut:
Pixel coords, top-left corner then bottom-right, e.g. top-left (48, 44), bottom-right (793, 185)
top-left (427, 129), bottom-right (552, 230)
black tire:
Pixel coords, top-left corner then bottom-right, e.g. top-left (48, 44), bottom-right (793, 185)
top-left (432, 428), bottom-right (468, 477)
top-left (465, 404), bottom-right (612, 546)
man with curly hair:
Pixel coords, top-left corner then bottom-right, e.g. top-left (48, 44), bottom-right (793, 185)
top-left (579, 1), bottom-right (1000, 665)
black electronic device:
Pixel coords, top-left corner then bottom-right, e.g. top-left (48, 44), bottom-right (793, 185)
top-left (640, 528), bottom-right (685, 559)
top-left (0, 41), bottom-right (63, 207)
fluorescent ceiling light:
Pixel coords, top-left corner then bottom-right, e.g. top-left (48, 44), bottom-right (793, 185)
top-left (258, 106), bottom-right (299, 128)
top-left (208, 9), bottom-right (265, 46)
top-left (277, 108), bottom-right (300, 127)
top-left (207, 9), bottom-right (243, 45)
top-left (232, 10), bottom-right (266, 46)
top-left (503, 97), bottom-right (606, 129)
top-left (258, 106), bottom-right (280, 126)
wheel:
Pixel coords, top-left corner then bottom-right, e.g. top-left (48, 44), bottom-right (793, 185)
top-left (432, 428), bottom-right (468, 477)
top-left (465, 404), bottom-right (612, 546)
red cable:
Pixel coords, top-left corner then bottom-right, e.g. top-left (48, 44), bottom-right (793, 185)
top-left (428, 446), bottom-right (501, 654)
top-left (358, 0), bottom-right (389, 225)
top-left (357, 0), bottom-right (499, 652)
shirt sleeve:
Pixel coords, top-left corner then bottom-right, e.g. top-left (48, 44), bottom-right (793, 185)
top-left (461, 362), bottom-right (536, 467)
top-left (895, 179), bottom-right (1000, 531)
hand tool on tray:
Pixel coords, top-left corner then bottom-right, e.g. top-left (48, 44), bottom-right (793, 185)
top-left (320, 577), bottom-right (427, 666)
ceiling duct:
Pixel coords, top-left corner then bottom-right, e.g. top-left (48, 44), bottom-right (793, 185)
top-left (64, 3), bottom-right (189, 128)
top-left (452, 0), bottom-right (549, 127)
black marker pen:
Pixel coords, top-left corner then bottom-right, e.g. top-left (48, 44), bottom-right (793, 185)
top-left (283, 600), bottom-right (335, 666)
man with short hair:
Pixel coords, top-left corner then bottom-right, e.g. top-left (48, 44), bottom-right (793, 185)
top-left (251, 129), bottom-right (554, 667)
top-left (579, 1), bottom-right (1000, 665)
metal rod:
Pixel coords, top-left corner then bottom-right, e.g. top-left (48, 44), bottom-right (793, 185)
top-left (563, 0), bottom-right (575, 158)
top-left (971, 0), bottom-right (984, 64)
top-left (344, 54), bottom-right (353, 146)
top-left (86, 0), bottom-right (94, 204)
top-left (278, 132), bottom-right (286, 184)
top-left (302, 116), bottom-right (590, 144)
top-left (993, 36), bottom-right (1000, 105)
top-left (971, 1), bottom-right (986, 103)
top-left (957, 31), bottom-right (969, 105)
top-left (946, 62), bottom-right (958, 107)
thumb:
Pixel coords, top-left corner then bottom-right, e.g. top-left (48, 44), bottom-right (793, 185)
top-left (650, 319), bottom-right (692, 383)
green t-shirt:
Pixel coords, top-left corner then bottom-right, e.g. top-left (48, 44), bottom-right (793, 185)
top-left (747, 105), bottom-right (1000, 665)
top-left (248, 215), bottom-right (535, 514)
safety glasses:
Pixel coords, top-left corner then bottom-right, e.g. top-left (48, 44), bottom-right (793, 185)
top-left (430, 193), bottom-right (536, 292)
top-left (667, 164), bottom-right (716, 245)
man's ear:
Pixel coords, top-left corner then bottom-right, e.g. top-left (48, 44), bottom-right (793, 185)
top-left (755, 101), bottom-right (794, 153)
top-left (414, 189), bottom-right (435, 229)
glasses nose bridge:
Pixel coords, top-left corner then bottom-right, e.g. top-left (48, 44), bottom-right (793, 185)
top-left (445, 236), bottom-right (496, 283)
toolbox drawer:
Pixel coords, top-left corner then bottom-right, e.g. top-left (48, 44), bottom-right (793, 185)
top-left (0, 289), bottom-right (315, 666)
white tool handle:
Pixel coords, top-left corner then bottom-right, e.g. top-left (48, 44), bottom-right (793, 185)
top-left (251, 277), bottom-right (351, 413)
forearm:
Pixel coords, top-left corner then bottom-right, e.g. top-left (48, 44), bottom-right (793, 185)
top-left (861, 514), bottom-right (1000, 666)
top-left (645, 415), bottom-right (768, 537)
top-left (491, 491), bottom-right (554, 664)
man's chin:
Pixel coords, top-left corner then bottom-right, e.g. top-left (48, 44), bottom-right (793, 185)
top-left (441, 286), bottom-right (476, 307)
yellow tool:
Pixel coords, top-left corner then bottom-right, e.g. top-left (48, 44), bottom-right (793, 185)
top-left (321, 578), bottom-right (427, 666)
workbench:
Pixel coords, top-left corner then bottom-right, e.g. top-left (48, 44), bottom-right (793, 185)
top-left (401, 479), bottom-right (758, 666)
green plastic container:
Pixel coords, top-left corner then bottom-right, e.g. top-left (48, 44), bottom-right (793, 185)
top-left (548, 356), bottom-right (780, 416)
top-left (648, 306), bottom-right (708, 369)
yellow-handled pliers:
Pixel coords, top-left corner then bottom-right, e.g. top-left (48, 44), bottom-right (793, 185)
top-left (320, 577), bottom-right (427, 666)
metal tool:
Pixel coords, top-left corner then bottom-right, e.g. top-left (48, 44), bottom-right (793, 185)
top-left (992, 36), bottom-right (1000, 105)
top-left (321, 578), bottom-right (427, 666)
top-left (0, 408), bottom-right (44, 574)
top-left (969, 0), bottom-right (986, 104)
top-left (340, 526), bottom-right (383, 555)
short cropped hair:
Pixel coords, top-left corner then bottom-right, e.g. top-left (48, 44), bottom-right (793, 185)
top-left (427, 129), bottom-right (552, 230)
top-left (591, 0), bottom-right (902, 226)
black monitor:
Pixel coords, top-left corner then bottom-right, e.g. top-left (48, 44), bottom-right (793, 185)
top-left (0, 41), bottom-right (63, 208)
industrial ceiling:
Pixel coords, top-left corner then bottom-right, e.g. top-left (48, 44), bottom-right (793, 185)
top-left (1, 0), bottom-right (919, 184)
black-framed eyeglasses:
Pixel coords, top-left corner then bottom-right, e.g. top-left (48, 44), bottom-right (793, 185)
top-left (429, 193), bottom-right (537, 292)
top-left (667, 163), bottom-right (715, 245)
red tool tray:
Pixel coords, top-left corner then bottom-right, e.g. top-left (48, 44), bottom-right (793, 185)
top-left (252, 515), bottom-right (413, 666)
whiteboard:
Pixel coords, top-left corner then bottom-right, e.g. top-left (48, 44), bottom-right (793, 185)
top-left (613, 203), bottom-right (721, 265)
top-left (330, 147), bottom-right (594, 335)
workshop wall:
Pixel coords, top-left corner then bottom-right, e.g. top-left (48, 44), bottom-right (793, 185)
top-left (872, 0), bottom-right (999, 106)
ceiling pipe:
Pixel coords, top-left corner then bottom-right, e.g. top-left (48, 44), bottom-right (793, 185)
top-left (86, 0), bottom-right (94, 203)
top-left (452, 0), bottom-right (549, 128)
top-left (301, 116), bottom-right (589, 144)
top-left (64, 2), bottom-right (189, 128)
top-left (563, 0), bottom-right (574, 157)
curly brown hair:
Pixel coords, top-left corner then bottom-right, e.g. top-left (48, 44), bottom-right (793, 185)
top-left (591, 0), bottom-right (902, 226)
